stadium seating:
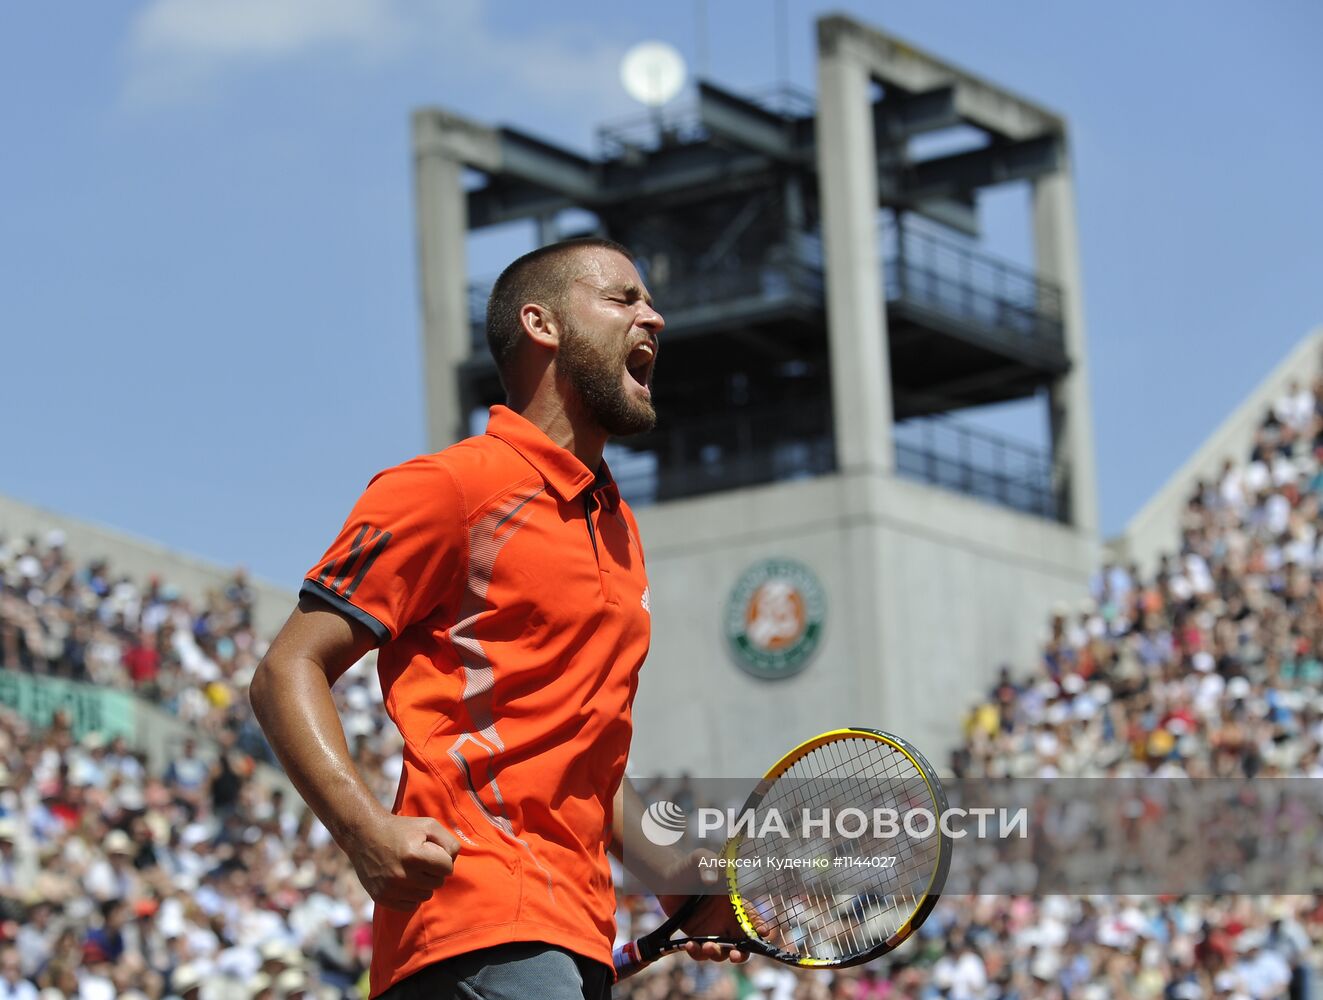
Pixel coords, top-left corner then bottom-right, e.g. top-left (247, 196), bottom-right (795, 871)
top-left (0, 547), bottom-right (390, 997)
top-left (609, 387), bottom-right (1323, 997)
top-left (4, 377), bottom-right (1323, 997)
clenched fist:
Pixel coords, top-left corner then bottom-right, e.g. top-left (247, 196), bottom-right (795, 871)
top-left (344, 813), bottom-right (462, 911)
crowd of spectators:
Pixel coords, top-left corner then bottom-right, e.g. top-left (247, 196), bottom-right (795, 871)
top-left (4, 375), bottom-right (1323, 998)
top-left (0, 540), bottom-right (267, 761)
top-left (611, 377), bottom-right (1323, 998)
top-left (0, 539), bottom-right (402, 998)
top-left (0, 701), bottom-right (384, 998)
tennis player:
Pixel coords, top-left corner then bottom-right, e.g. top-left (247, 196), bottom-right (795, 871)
top-left (250, 238), bottom-right (745, 999)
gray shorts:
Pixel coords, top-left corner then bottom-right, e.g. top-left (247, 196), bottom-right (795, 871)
top-left (379, 942), bottom-right (613, 1000)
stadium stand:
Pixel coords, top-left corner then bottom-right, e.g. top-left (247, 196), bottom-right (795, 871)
top-left (0, 699), bottom-right (379, 999)
top-left (0, 536), bottom-right (266, 755)
top-left (1119, 331), bottom-right (1323, 575)
top-left (0, 539), bottom-right (400, 998)
top-left (608, 377), bottom-right (1323, 997)
top-left (6, 368), bottom-right (1323, 997)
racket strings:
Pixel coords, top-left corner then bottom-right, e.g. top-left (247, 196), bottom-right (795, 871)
top-left (732, 736), bottom-right (941, 962)
top-left (747, 747), bottom-right (932, 959)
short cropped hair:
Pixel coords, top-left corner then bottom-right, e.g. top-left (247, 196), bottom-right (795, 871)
top-left (485, 237), bottom-right (635, 383)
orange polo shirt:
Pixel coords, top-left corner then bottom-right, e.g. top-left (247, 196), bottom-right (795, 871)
top-left (301, 406), bottom-right (651, 997)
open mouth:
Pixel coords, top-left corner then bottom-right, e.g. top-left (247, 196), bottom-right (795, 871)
top-left (625, 341), bottom-right (656, 391)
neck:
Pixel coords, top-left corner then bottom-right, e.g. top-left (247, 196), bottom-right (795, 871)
top-left (506, 389), bottom-right (607, 472)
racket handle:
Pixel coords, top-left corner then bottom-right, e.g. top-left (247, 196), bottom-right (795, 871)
top-left (614, 894), bottom-right (702, 981)
top-left (612, 940), bottom-right (649, 980)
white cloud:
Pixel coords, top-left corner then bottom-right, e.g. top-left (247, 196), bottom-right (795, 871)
top-left (121, 0), bottom-right (636, 128)
top-left (133, 0), bottom-right (399, 59)
top-left (123, 0), bottom-right (406, 105)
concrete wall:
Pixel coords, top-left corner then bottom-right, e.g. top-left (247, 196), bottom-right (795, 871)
top-left (1116, 327), bottom-right (1323, 573)
top-left (873, 474), bottom-right (1095, 760)
top-left (0, 493), bottom-right (295, 636)
top-left (630, 470), bottom-right (1096, 777)
top-left (633, 475), bottom-right (875, 778)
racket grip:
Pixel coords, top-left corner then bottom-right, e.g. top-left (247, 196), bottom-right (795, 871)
top-left (612, 940), bottom-right (649, 980)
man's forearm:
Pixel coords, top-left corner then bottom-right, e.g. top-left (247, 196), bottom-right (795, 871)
top-left (612, 775), bottom-right (689, 890)
top-left (249, 656), bottom-right (385, 847)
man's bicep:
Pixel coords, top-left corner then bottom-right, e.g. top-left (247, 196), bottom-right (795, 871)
top-left (263, 594), bottom-right (380, 687)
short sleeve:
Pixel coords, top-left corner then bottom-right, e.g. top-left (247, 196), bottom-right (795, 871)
top-left (301, 456), bottom-right (466, 643)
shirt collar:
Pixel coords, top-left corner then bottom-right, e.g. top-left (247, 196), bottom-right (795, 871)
top-left (485, 405), bottom-right (619, 506)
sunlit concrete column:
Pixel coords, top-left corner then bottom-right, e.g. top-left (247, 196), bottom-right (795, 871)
top-left (1033, 148), bottom-right (1099, 535)
top-left (816, 22), bottom-right (894, 477)
top-left (413, 110), bottom-right (473, 451)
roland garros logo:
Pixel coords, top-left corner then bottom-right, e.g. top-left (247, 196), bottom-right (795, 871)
top-left (724, 559), bottom-right (825, 679)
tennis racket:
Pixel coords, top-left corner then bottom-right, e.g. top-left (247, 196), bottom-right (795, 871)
top-left (614, 726), bottom-right (950, 978)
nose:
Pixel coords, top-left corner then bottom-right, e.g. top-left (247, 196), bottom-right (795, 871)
top-left (637, 299), bottom-right (665, 336)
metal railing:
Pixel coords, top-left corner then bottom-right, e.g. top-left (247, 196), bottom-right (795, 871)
top-left (467, 227), bottom-right (1062, 358)
top-left (596, 102), bottom-right (710, 159)
top-left (596, 85), bottom-right (815, 159)
top-left (452, 347), bottom-right (1054, 513)
top-left (609, 396), bottom-right (835, 506)
top-left (883, 223), bottom-right (1064, 352)
top-left (893, 416), bottom-right (1060, 520)
top-left (467, 235), bottom-right (825, 354)
top-left (644, 235), bottom-right (826, 315)
top-left (609, 398), bottom-right (1058, 522)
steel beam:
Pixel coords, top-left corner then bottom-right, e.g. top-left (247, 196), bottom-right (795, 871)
top-left (697, 82), bottom-right (803, 162)
top-left (496, 127), bottom-right (598, 199)
top-left (872, 85), bottom-right (962, 141)
top-left (818, 15), bottom-right (1064, 140)
top-left (898, 135), bottom-right (1061, 201)
top-left (468, 182), bottom-right (574, 229)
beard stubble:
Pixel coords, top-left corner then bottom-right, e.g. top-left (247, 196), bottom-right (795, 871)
top-left (557, 320), bottom-right (657, 437)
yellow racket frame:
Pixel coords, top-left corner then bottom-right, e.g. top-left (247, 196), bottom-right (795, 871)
top-left (722, 726), bottom-right (949, 967)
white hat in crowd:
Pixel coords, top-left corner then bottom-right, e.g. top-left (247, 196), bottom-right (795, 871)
top-left (275, 968), bottom-right (308, 997)
top-left (103, 830), bottom-right (134, 856)
top-left (172, 963), bottom-right (203, 993)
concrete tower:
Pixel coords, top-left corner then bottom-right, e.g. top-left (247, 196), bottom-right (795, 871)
top-left (412, 14), bottom-right (1099, 773)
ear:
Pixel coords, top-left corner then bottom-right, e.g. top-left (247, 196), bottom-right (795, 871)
top-left (519, 303), bottom-right (560, 351)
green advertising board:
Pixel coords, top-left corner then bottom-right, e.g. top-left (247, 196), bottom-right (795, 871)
top-left (0, 669), bottom-right (137, 742)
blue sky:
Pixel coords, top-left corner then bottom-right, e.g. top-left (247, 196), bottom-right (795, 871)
top-left (2, 1), bottom-right (1320, 589)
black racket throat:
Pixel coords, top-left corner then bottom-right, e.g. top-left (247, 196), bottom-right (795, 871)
top-left (636, 895), bottom-right (755, 960)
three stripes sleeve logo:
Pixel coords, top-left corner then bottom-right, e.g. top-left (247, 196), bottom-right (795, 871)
top-left (317, 524), bottom-right (393, 600)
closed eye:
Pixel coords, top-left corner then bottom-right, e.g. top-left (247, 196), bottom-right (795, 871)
top-left (614, 285), bottom-right (652, 307)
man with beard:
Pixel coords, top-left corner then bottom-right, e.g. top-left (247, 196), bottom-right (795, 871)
top-left (251, 239), bottom-right (744, 999)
